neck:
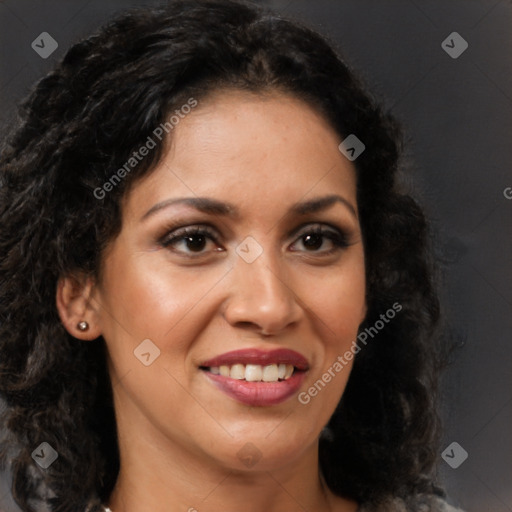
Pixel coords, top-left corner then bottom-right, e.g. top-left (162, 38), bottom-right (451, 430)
top-left (106, 421), bottom-right (357, 512)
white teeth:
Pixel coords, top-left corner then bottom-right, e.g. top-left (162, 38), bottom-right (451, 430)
top-left (208, 363), bottom-right (295, 382)
top-left (245, 364), bottom-right (263, 381)
top-left (230, 364), bottom-right (245, 380)
top-left (262, 364), bottom-right (279, 382)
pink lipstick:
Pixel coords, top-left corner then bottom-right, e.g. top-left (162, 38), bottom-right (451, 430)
top-left (200, 348), bottom-right (309, 406)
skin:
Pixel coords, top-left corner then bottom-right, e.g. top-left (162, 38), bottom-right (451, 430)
top-left (57, 90), bottom-right (367, 512)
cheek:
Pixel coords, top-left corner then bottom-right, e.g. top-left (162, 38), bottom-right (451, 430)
top-left (329, 278), bottom-right (366, 344)
top-left (97, 253), bottom-right (207, 425)
top-left (294, 266), bottom-right (365, 416)
top-left (97, 248), bottom-right (232, 399)
top-left (302, 259), bottom-right (366, 347)
top-left (99, 247), bottom-right (219, 340)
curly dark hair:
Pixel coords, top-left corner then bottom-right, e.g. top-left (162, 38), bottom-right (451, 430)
top-left (0, 1), bottom-right (448, 510)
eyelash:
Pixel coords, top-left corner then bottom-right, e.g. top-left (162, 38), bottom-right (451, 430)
top-left (159, 223), bottom-right (350, 259)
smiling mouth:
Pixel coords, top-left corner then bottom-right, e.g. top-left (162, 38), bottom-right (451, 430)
top-left (200, 363), bottom-right (299, 382)
top-left (199, 348), bottom-right (309, 406)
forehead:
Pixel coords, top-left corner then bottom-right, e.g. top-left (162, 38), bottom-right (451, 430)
top-left (124, 90), bottom-right (357, 220)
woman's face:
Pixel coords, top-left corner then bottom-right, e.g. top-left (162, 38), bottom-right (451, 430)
top-left (92, 90), bottom-right (366, 471)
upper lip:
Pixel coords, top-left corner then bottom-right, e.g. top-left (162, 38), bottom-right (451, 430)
top-left (200, 348), bottom-right (309, 371)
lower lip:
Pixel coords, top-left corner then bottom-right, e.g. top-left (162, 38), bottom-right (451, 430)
top-left (202, 370), bottom-right (307, 406)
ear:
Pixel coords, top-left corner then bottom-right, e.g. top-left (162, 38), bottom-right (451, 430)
top-left (56, 273), bottom-right (102, 341)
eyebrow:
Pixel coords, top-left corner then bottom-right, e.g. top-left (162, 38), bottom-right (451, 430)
top-left (140, 193), bottom-right (357, 222)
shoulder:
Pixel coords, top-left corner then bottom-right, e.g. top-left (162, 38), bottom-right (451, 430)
top-left (359, 494), bottom-right (465, 512)
top-left (408, 494), bottom-right (465, 512)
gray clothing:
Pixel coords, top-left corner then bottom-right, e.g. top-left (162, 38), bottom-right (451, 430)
top-left (359, 494), bottom-right (465, 512)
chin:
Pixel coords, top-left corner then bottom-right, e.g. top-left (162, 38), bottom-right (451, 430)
top-left (204, 426), bottom-right (318, 472)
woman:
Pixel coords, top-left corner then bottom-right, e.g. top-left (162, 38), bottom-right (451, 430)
top-left (0, 1), bottom-right (463, 511)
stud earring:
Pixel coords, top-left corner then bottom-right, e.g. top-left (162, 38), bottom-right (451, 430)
top-left (77, 321), bottom-right (89, 332)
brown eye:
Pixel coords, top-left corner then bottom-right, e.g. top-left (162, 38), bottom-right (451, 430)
top-left (302, 232), bottom-right (323, 250)
top-left (161, 226), bottom-right (220, 256)
top-left (291, 225), bottom-right (349, 255)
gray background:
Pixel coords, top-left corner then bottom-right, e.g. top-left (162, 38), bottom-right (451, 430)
top-left (0, 1), bottom-right (511, 511)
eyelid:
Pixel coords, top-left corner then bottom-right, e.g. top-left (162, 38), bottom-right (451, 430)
top-left (159, 224), bottom-right (218, 245)
top-left (290, 221), bottom-right (345, 238)
top-left (158, 220), bottom-right (351, 258)
top-left (159, 220), bottom-right (348, 242)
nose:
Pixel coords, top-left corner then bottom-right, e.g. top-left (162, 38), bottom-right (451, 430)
top-left (223, 248), bottom-right (302, 337)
